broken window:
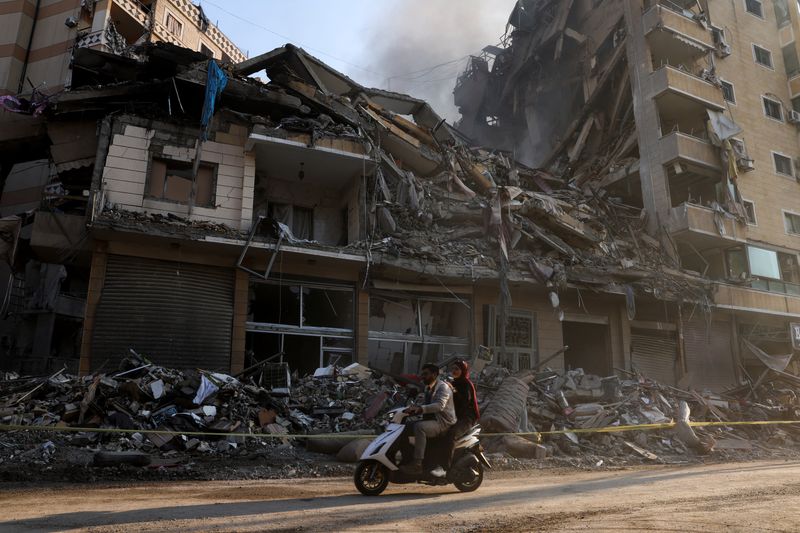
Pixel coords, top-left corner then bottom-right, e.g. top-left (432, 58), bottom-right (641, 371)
top-left (773, 152), bottom-right (793, 176)
top-left (147, 158), bottom-right (215, 207)
top-left (165, 12), bottom-right (183, 37)
top-left (745, 0), bottom-right (764, 18)
top-left (199, 43), bottom-right (214, 58)
top-left (785, 212), bottom-right (800, 235)
top-left (268, 203), bottom-right (314, 240)
top-left (743, 200), bottom-right (757, 225)
top-left (726, 245), bottom-right (800, 294)
top-left (725, 247), bottom-right (748, 280)
top-left (484, 306), bottom-right (538, 372)
top-left (753, 45), bottom-right (773, 68)
top-left (720, 80), bottom-right (735, 104)
top-left (780, 252), bottom-right (800, 285)
top-left (246, 280), bottom-right (355, 375)
top-left (783, 44), bottom-right (800, 76)
top-left (368, 293), bottom-right (471, 374)
top-left (774, 0), bottom-right (791, 26)
top-left (763, 96), bottom-right (783, 121)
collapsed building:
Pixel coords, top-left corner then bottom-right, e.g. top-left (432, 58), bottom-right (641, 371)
top-left (1, 0), bottom-right (795, 397)
top-left (456, 0), bottom-right (800, 386)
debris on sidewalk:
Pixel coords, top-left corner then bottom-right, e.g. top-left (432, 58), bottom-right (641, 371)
top-left (476, 362), bottom-right (800, 465)
top-left (0, 350), bottom-right (401, 475)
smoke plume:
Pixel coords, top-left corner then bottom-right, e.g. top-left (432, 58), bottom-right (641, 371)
top-left (352, 0), bottom-right (517, 122)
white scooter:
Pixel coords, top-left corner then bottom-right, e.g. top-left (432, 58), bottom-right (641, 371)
top-left (354, 407), bottom-right (491, 496)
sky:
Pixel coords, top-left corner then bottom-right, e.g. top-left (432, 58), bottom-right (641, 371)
top-left (198, 0), bottom-right (518, 121)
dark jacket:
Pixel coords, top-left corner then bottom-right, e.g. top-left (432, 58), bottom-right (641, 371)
top-left (452, 378), bottom-right (479, 423)
top-left (450, 360), bottom-right (480, 424)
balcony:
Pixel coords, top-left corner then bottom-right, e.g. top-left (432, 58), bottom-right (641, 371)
top-left (644, 5), bottom-right (714, 52)
top-left (668, 203), bottom-right (746, 250)
top-left (113, 0), bottom-right (151, 28)
top-left (75, 30), bottom-right (106, 51)
top-left (714, 283), bottom-right (800, 318)
top-left (651, 66), bottom-right (725, 111)
top-left (659, 132), bottom-right (720, 169)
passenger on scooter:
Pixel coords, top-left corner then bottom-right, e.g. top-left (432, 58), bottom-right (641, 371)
top-left (400, 363), bottom-right (456, 475)
top-left (449, 359), bottom-right (480, 438)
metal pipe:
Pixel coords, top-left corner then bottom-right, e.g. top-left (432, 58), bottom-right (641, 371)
top-left (18, 0), bottom-right (42, 94)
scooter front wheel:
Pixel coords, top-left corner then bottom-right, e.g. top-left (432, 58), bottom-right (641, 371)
top-left (454, 461), bottom-right (484, 492)
top-left (354, 460), bottom-right (390, 496)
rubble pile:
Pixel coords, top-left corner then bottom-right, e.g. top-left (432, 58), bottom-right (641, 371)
top-left (0, 352), bottom-right (397, 474)
top-left (478, 365), bottom-right (800, 465)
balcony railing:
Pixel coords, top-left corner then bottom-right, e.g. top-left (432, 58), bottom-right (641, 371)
top-left (113, 0), bottom-right (152, 27)
top-left (659, 131), bottom-right (720, 169)
top-left (75, 30), bottom-right (106, 50)
top-left (751, 276), bottom-right (800, 296)
top-left (651, 65), bottom-right (725, 110)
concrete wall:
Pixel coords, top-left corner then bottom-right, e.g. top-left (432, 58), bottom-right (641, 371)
top-left (0, 0), bottom-right (82, 95)
top-left (706, 1), bottom-right (800, 251)
top-left (150, 0), bottom-right (244, 62)
top-left (101, 121), bottom-right (252, 230)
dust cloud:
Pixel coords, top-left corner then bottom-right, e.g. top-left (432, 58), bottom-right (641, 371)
top-left (352, 0), bottom-right (517, 122)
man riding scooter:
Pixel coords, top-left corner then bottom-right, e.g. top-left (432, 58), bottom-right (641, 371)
top-left (400, 363), bottom-right (456, 475)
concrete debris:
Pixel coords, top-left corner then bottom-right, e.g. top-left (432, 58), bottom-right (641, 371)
top-left (477, 364), bottom-right (800, 464)
top-left (0, 351), bottom-right (405, 474)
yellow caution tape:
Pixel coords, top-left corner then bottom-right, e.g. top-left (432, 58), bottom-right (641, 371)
top-left (0, 420), bottom-right (798, 441)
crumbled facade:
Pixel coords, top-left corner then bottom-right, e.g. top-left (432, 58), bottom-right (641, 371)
top-left (3, 2), bottom-right (795, 395)
top-left (456, 0), bottom-right (800, 388)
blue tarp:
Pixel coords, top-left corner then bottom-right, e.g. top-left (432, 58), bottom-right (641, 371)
top-left (201, 60), bottom-right (228, 140)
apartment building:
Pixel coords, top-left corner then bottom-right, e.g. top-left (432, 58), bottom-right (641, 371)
top-left (456, 0), bottom-right (800, 387)
top-left (0, 0), bottom-right (244, 98)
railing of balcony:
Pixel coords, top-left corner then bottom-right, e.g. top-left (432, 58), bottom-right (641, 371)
top-left (751, 276), bottom-right (800, 296)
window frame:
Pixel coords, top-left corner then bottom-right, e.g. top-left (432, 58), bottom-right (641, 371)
top-left (742, 199), bottom-right (758, 226)
top-left (145, 156), bottom-right (218, 208)
top-left (245, 278), bottom-right (356, 372)
top-left (267, 202), bottom-right (315, 241)
top-left (164, 10), bottom-right (184, 38)
top-left (752, 43), bottom-right (774, 69)
top-left (744, 0), bottom-right (765, 18)
top-left (763, 95), bottom-right (785, 121)
top-left (784, 210), bottom-right (800, 235)
top-left (367, 292), bottom-right (472, 374)
top-left (199, 41), bottom-right (215, 59)
top-left (720, 79), bottom-right (736, 104)
top-left (772, 151), bottom-right (794, 176)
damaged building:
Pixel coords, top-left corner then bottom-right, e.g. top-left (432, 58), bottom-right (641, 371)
top-left (455, 0), bottom-right (800, 388)
top-left (0, 0), bottom-right (794, 396)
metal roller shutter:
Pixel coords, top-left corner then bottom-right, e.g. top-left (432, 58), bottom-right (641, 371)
top-left (92, 255), bottom-right (234, 372)
top-left (631, 329), bottom-right (677, 386)
top-left (684, 319), bottom-right (736, 392)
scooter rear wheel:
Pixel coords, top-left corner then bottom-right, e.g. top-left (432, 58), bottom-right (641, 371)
top-left (454, 462), bottom-right (484, 492)
top-left (354, 460), bottom-right (390, 496)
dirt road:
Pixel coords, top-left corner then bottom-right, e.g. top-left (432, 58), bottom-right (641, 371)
top-left (2, 460), bottom-right (800, 532)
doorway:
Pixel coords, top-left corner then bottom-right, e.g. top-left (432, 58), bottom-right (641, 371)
top-left (562, 321), bottom-right (612, 376)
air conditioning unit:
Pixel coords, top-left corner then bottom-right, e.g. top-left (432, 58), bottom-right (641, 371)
top-left (713, 27), bottom-right (732, 57)
top-left (790, 110), bottom-right (800, 125)
top-left (737, 157), bottom-right (756, 172)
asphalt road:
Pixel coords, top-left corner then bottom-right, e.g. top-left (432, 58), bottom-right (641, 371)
top-left (2, 460), bottom-right (800, 532)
